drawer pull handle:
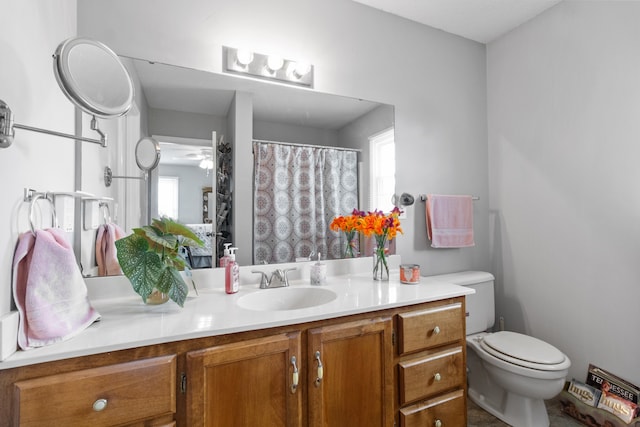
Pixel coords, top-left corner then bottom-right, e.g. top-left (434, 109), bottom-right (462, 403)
top-left (92, 398), bottom-right (108, 412)
top-left (314, 351), bottom-right (324, 387)
top-left (433, 326), bottom-right (441, 335)
top-left (435, 419), bottom-right (442, 427)
top-left (291, 356), bottom-right (299, 393)
top-left (434, 373), bottom-right (442, 382)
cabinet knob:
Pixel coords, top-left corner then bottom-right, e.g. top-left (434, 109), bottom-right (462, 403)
top-left (92, 398), bottom-right (108, 412)
top-left (434, 372), bottom-right (442, 382)
top-left (433, 326), bottom-right (441, 335)
top-left (435, 419), bottom-right (442, 427)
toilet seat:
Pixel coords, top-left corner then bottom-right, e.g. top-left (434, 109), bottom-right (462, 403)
top-left (479, 331), bottom-right (569, 371)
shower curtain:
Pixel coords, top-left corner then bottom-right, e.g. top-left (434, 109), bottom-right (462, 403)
top-left (253, 141), bottom-right (359, 264)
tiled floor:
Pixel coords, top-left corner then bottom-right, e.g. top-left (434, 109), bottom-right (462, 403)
top-left (468, 397), bottom-right (583, 426)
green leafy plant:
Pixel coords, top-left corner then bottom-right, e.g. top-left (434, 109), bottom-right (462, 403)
top-left (115, 217), bottom-right (204, 307)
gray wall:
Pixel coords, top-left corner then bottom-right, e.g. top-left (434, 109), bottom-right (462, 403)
top-left (488, 1), bottom-right (640, 384)
top-left (77, 0), bottom-right (489, 272)
top-left (158, 164), bottom-right (211, 224)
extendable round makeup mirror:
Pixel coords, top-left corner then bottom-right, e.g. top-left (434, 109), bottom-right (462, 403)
top-left (0, 37), bottom-right (134, 148)
top-left (53, 37), bottom-right (134, 119)
top-left (135, 137), bottom-right (161, 171)
top-left (104, 137), bottom-right (161, 187)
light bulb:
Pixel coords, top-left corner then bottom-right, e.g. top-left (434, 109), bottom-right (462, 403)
top-left (293, 62), bottom-right (311, 78)
top-left (266, 55), bottom-right (284, 73)
top-left (236, 50), bottom-right (254, 67)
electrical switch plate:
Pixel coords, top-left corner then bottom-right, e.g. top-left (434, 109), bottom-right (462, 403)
top-left (84, 200), bottom-right (100, 230)
top-left (55, 195), bottom-right (75, 232)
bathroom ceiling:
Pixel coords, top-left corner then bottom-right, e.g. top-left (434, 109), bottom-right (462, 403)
top-left (351, 0), bottom-right (562, 43)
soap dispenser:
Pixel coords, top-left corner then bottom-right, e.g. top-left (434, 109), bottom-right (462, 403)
top-left (219, 243), bottom-right (232, 268)
top-left (225, 247), bottom-right (239, 294)
top-left (310, 253), bottom-right (327, 286)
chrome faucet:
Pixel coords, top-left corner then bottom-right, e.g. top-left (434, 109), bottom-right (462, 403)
top-left (251, 267), bottom-right (297, 289)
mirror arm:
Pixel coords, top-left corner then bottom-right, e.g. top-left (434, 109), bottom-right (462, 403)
top-left (104, 166), bottom-right (145, 187)
top-left (0, 100), bottom-right (107, 148)
top-left (90, 116), bottom-right (108, 147)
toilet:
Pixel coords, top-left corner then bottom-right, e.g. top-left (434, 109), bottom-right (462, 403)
top-left (433, 271), bottom-right (571, 427)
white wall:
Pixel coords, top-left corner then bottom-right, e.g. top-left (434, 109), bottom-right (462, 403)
top-left (77, 0), bottom-right (489, 272)
top-left (488, 0), bottom-right (640, 384)
top-left (0, 0), bottom-right (77, 315)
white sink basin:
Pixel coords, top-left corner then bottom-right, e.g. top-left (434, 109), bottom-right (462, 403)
top-left (237, 287), bottom-right (337, 311)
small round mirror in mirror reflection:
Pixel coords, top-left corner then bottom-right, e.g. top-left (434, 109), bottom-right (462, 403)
top-left (53, 37), bottom-right (134, 118)
top-left (135, 137), bottom-right (161, 171)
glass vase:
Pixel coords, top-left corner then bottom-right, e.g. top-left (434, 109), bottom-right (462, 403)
top-left (372, 245), bottom-right (389, 281)
top-left (343, 231), bottom-right (358, 258)
top-left (145, 288), bottom-right (169, 305)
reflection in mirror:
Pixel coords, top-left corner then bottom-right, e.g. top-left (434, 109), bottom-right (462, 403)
top-left (80, 56), bottom-right (394, 272)
top-left (154, 136), bottom-right (217, 268)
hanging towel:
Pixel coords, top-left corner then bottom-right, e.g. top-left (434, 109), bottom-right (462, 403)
top-left (96, 223), bottom-right (126, 276)
top-left (12, 228), bottom-right (100, 350)
top-left (426, 194), bottom-right (475, 248)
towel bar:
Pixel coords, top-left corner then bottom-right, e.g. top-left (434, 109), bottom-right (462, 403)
top-left (419, 194), bottom-right (479, 201)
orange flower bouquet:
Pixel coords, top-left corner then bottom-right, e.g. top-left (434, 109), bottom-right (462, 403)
top-left (356, 207), bottom-right (403, 281)
top-left (329, 209), bottom-right (364, 258)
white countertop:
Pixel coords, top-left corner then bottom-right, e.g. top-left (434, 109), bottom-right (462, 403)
top-left (0, 256), bottom-right (474, 370)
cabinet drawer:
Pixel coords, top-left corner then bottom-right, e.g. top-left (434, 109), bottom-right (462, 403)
top-left (398, 347), bottom-right (464, 405)
top-left (397, 303), bottom-right (463, 354)
top-left (399, 390), bottom-right (465, 427)
top-left (14, 355), bottom-right (176, 427)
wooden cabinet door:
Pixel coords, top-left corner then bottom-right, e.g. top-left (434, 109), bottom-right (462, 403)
top-left (308, 317), bottom-right (393, 427)
top-left (186, 332), bottom-right (302, 427)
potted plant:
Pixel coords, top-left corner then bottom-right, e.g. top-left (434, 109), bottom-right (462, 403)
top-left (115, 217), bottom-right (204, 307)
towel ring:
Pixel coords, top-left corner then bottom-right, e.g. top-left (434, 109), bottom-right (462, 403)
top-left (99, 201), bottom-right (111, 224)
top-left (29, 193), bottom-right (58, 235)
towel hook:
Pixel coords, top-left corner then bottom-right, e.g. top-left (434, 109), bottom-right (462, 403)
top-left (99, 201), bottom-right (111, 224)
top-left (29, 193), bottom-right (57, 235)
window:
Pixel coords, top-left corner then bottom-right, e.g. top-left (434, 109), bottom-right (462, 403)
top-left (158, 176), bottom-right (179, 219)
top-left (369, 128), bottom-right (395, 213)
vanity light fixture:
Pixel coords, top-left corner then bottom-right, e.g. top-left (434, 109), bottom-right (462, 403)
top-left (223, 46), bottom-right (314, 87)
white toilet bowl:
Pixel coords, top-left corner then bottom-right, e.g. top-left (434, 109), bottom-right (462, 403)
top-left (428, 271), bottom-right (571, 427)
top-left (467, 331), bottom-right (570, 427)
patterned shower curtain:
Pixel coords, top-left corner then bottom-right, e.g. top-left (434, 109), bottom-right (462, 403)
top-left (253, 141), bottom-right (359, 264)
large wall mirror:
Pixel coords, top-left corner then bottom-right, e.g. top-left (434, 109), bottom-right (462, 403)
top-left (79, 56), bottom-right (394, 274)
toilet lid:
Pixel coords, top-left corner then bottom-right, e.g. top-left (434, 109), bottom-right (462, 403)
top-left (481, 331), bottom-right (566, 367)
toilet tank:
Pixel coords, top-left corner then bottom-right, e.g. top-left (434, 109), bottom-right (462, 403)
top-left (429, 271), bottom-right (495, 335)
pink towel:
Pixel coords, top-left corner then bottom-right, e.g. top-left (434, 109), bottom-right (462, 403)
top-left (426, 194), bottom-right (475, 248)
top-left (96, 223), bottom-right (126, 276)
top-left (12, 228), bottom-right (100, 350)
